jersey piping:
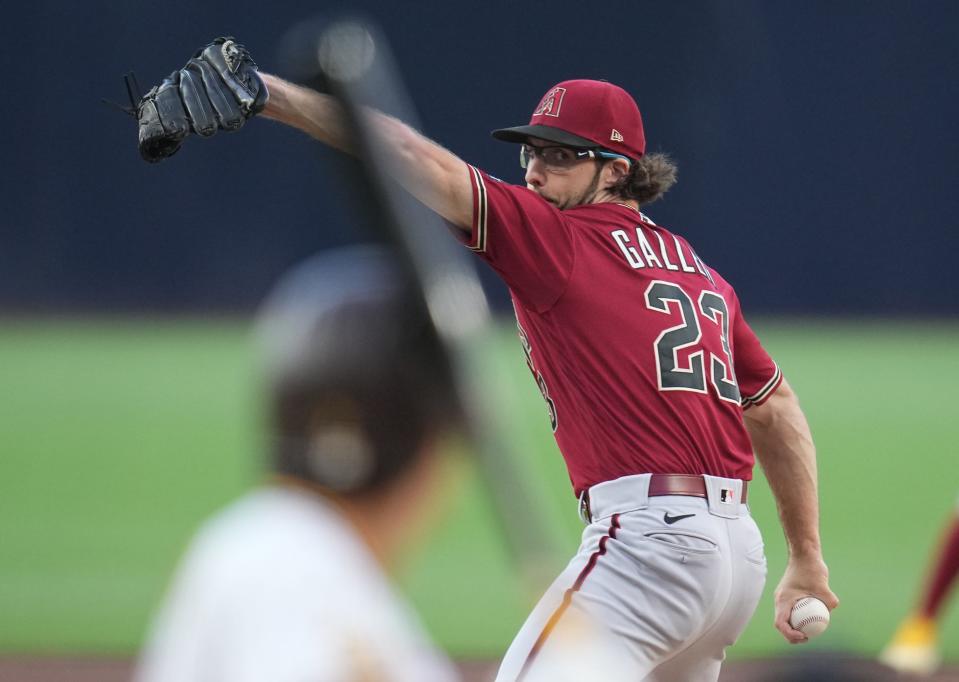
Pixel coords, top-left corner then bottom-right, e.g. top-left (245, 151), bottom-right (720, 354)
top-left (467, 164), bottom-right (488, 253)
top-left (741, 364), bottom-right (783, 409)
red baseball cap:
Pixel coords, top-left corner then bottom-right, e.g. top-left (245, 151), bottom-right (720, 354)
top-left (492, 79), bottom-right (646, 160)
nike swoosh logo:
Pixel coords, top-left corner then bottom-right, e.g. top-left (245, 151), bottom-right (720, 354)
top-left (663, 512), bottom-right (696, 525)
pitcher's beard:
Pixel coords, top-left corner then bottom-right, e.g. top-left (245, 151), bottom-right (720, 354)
top-left (548, 165), bottom-right (604, 210)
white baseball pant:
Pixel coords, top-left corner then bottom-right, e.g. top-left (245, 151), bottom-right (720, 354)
top-left (496, 474), bottom-right (767, 682)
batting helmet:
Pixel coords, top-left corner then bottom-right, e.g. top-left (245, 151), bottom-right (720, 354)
top-left (255, 245), bottom-right (462, 494)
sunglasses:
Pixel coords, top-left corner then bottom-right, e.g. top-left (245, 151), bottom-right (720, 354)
top-left (519, 144), bottom-right (632, 171)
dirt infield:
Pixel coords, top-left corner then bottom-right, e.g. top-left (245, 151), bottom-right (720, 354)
top-left (1, 655), bottom-right (957, 681)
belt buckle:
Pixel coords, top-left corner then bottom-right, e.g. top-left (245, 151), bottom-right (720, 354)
top-left (578, 490), bottom-right (592, 524)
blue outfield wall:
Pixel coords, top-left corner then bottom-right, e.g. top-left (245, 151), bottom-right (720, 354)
top-left (1, 0), bottom-right (957, 315)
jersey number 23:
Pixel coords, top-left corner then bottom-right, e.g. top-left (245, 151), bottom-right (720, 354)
top-left (645, 280), bottom-right (741, 404)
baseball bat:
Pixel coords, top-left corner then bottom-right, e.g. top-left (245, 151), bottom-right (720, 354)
top-left (279, 17), bottom-right (563, 589)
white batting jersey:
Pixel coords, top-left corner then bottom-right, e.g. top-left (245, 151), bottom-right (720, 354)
top-left (136, 485), bottom-right (458, 682)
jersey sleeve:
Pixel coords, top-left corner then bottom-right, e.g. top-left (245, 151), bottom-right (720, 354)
top-left (729, 292), bottom-right (783, 409)
top-left (454, 163), bottom-right (575, 312)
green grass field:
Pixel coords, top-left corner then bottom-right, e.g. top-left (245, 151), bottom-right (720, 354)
top-left (1, 318), bottom-right (957, 661)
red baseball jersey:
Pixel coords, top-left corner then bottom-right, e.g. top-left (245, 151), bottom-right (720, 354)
top-left (458, 165), bottom-right (782, 495)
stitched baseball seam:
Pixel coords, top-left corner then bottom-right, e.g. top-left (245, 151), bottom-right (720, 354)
top-left (791, 598), bottom-right (828, 630)
top-left (793, 615), bottom-right (827, 629)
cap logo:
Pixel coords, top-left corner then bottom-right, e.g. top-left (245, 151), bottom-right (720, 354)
top-left (533, 87), bottom-right (566, 118)
top-left (610, 129), bottom-right (624, 142)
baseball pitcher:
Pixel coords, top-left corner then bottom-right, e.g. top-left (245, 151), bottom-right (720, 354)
top-left (125, 36), bottom-right (839, 681)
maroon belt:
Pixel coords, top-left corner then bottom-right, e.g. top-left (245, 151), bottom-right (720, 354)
top-left (579, 474), bottom-right (748, 524)
top-left (648, 473), bottom-right (748, 502)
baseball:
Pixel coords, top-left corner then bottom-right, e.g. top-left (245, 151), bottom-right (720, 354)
top-left (789, 596), bottom-right (830, 638)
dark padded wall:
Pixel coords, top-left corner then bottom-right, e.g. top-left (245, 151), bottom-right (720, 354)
top-left (2, 1), bottom-right (956, 313)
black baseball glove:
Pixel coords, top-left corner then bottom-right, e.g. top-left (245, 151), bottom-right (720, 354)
top-left (130, 37), bottom-right (268, 163)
